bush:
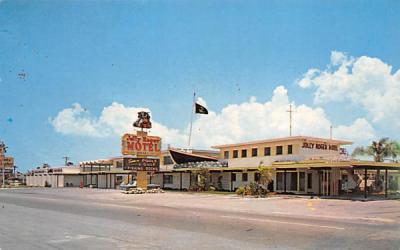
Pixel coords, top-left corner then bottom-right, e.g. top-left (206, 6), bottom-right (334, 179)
top-left (190, 168), bottom-right (210, 191)
top-left (188, 185), bottom-right (201, 192)
top-left (236, 182), bottom-right (268, 198)
top-left (208, 186), bottom-right (216, 192)
top-left (235, 186), bottom-right (245, 195)
top-left (44, 181), bottom-right (51, 188)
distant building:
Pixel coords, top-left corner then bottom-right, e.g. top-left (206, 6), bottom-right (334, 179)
top-left (26, 165), bottom-right (80, 187)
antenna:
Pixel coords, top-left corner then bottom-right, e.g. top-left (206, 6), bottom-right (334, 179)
top-left (286, 104), bottom-right (295, 136)
top-left (62, 156), bottom-right (70, 166)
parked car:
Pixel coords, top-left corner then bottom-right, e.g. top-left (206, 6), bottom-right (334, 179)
top-left (120, 180), bottom-right (137, 191)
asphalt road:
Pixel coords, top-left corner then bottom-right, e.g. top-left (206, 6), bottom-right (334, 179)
top-left (0, 189), bottom-right (399, 250)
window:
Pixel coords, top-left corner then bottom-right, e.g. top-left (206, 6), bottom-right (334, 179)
top-left (288, 145), bottom-right (293, 154)
top-left (231, 173), bottom-right (236, 181)
top-left (224, 151), bottom-right (229, 159)
top-left (163, 156), bottom-right (173, 165)
top-left (242, 173), bottom-right (248, 182)
top-left (264, 147), bottom-right (271, 156)
top-left (307, 173), bottom-right (312, 189)
top-left (252, 148), bottom-right (258, 157)
top-left (163, 175), bottom-right (173, 184)
top-left (276, 146), bottom-right (283, 155)
top-left (241, 149), bottom-right (247, 158)
top-left (233, 150), bottom-right (238, 158)
top-left (255, 172), bottom-right (261, 182)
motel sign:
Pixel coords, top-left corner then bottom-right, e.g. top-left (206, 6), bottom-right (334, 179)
top-left (121, 133), bottom-right (161, 157)
top-left (0, 156), bottom-right (14, 168)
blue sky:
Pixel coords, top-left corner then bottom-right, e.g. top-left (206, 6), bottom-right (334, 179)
top-left (1, 0), bottom-right (399, 171)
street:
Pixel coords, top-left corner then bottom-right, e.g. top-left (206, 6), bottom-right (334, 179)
top-left (0, 188), bottom-right (399, 249)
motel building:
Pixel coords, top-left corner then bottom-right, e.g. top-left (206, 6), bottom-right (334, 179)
top-left (26, 135), bottom-right (400, 199)
top-left (151, 136), bottom-right (400, 199)
top-left (27, 159), bottom-right (137, 189)
top-left (26, 165), bottom-right (81, 187)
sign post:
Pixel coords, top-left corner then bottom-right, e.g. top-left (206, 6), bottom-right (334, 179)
top-left (121, 112), bottom-right (161, 189)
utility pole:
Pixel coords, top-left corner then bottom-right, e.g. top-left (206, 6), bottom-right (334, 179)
top-left (0, 141), bottom-right (7, 188)
top-left (13, 165), bottom-right (17, 178)
top-left (62, 156), bottom-right (70, 166)
top-left (330, 125), bottom-right (333, 139)
top-left (286, 104), bottom-right (295, 136)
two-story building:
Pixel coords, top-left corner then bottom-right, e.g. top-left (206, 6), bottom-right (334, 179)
top-left (152, 136), bottom-right (400, 198)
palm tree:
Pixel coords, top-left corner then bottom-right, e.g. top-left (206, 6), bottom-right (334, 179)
top-left (352, 138), bottom-right (399, 191)
top-left (351, 137), bottom-right (396, 162)
top-left (388, 141), bottom-right (400, 162)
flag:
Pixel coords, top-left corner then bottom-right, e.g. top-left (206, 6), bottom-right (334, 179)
top-left (195, 103), bottom-right (208, 114)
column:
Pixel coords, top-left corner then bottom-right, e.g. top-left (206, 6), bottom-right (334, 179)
top-left (230, 172), bottom-right (233, 191)
top-left (90, 164), bottom-right (93, 185)
top-left (385, 168), bottom-right (388, 198)
top-left (364, 168), bottom-right (368, 199)
top-left (297, 169), bottom-right (300, 192)
top-left (180, 172), bottom-right (183, 190)
top-left (284, 170), bottom-right (287, 193)
top-left (305, 171), bottom-right (308, 193)
top-left (318, 171), bottom-right (321, 196)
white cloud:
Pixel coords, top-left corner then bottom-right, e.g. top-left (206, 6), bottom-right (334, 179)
top-left (50, 86), bottom-right (375, 149)
top-left (334, 118), bottom-right (375, 144)
top-left (188, 87), bottom-right (374, 148)
top-left (297, 68), bottom-right (320, 88)
top-left (297, 51), bottom-right (400, 127)
top-left (49, 102), bottom-right (187, 146)
top-left (50, 103), bottom-right (100, 137)
top-left (196, 97), bottom-right (208, 108)
top-left (330, 51), bottom-right (348, 66)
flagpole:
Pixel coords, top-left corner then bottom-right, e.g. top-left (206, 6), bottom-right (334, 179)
top-left (188, 92), bottom-right (196, 149)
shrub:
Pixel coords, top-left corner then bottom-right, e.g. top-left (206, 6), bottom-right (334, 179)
top-left (190, 168), bottom-right (210, 191)
top-left (44, 181), bottom-right (51, 188)
top-left (188, 185), bottom-right (200, 192)
top-left (235, 186), bottom-right (245, 195)
top-left (236, 182), bottom-right (268, 198)
top-left (208, 186), bottom-right (216, 192)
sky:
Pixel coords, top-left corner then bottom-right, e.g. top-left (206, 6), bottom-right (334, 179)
top-left (1, 0), bottom-right (399, 171)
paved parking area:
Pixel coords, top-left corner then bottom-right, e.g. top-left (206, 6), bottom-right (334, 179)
top-left (0, 188), bottom-right (399, 249)
top-left (25, 188), bottom-right (399, 224)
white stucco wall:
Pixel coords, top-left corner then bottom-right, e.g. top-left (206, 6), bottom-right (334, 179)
top-left (64, 175), bottom-right (81, 187)
top-left (227, 155), bottom-right (303, 168)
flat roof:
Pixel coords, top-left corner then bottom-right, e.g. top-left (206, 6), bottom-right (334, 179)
top-left (161, 148), bottom-right (219, 154)
top-left (212, 136), bottom-right (353, 149)
top-left (157, 160), bottom-right (400, 172)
